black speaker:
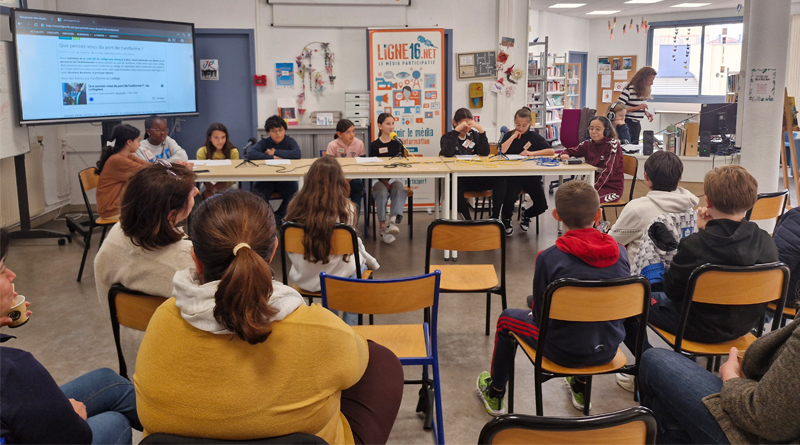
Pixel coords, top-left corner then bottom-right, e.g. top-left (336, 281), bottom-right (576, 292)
top-left (642, 131), bottom-right (654, 155)
top-left (699, 131), bottom-right (712, 157)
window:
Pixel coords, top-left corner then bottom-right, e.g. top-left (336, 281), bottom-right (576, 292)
top-left (646, 18), bottom-right (743, 102)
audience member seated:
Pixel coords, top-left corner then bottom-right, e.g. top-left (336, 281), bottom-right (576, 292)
top-left (476, 181), bottom-right (631, 416)
top-left (622, 165), bottom-right (778, 356)
top-left (0, 228), bottom-right (141, 444)
top-left (95, 124), bottom-right (149, 219)
top-left (249, 115), bottom-right (302, 224)
top-left (774, 206), bottom-right (800, 308)
top-left (196, 122), bottom-right (240, 199)
top-left (94, 163), bottom-right (198, 374)
top-left (285, 157), bottom-right (379, 326)
top-left (639, 316), bottom-right (800, 444)
top-left (609, 150), bottom-right (699, 262)
top-left (134, 190), bottom-right (404, 444)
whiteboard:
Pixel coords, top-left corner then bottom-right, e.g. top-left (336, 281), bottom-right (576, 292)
top-left (0, 41), bottom-right (29, 160)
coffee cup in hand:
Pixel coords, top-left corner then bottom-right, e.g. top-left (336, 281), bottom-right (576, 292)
top-left (7, 295), bottom-right (29, 328)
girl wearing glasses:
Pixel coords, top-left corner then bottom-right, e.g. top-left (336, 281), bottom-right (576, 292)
top-left (136, 115), bottom-right (189, 163)
top-left (96, 124), bottom-right (149, 219)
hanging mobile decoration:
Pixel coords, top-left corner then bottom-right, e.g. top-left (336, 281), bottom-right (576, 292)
top-left (623, 24), bottom-right (627, 35)
top-left (608, 20), bottom-right (611, 31)
top-left (636, 24), bottom-right (640, 34)
top-left (610, 28), bottom-right (614, 40)
top-left (294, 42), bottom-right (335, 111)
top-left (613, 17), bottom-right (617, 28)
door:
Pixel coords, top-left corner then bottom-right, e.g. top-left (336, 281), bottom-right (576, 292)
top-left (569, 51), bottom-right (588, 109)
top-left (171, 29), bottom-right (257, 159)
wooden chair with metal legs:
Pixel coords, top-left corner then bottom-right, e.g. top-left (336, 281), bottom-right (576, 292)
top-left (508, 276), bottom-right (651, 416)
top-left (464, 190), bottom-right (493, 219)
top-left (66, 167), bottom-right (120, 282)
top-left (320, 271), bottom-right (445, 445)
top-left (107, 284), bottom-right (168, 380)
top-left (478, 406), bottom-right (657, 445)
top-left (279, 222), bottom-right (373, 324)
top-left (425, 219), bottom-right (507, 336)
top-left (649, 262), bottom-right (790, 371)
top-left (600, 154), bottom-right (638, 221)
top-left (745, 190), bottom-right (789, 236)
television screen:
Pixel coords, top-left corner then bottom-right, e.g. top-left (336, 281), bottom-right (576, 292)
top-left (11, 9), bottom-right (198, 125)
top-left (699, 103), bottom-right (738, 136)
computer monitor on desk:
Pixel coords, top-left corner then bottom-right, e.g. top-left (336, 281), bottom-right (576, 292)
top-left (699, 103), bottom-right (738, 153)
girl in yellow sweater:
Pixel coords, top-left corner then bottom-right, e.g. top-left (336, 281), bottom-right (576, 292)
top-left (134, 190), bottom-right (403, 444)
top-left (196, 122), bottom-right (240, 199)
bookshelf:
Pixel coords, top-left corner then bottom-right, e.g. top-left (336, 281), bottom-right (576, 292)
top-left (726, 69), bottom-right (740, 104)
top-left (566, 62), bottom-right (581, 109)
top-left (527, 37), bottom-right (548, 139)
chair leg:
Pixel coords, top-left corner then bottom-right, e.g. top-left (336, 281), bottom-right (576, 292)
top-left (536, 215), bottom-right (540, 234)
top-left (99, 225), bottom-right (110, 246)
top-left (508, 340), bottom-right (516, 413)
top-left (432, 360), bottom-right (445, 445)
top-left (602, 207), bottom-right (607, 222)
top-left (535, 368), bottom-right (544, 416)
top-left (77, 227), bottom-right (94, 282)
top-left (583, 376), bottom-right (593, 415)
top-left (358, 314), bottom-right (363, 325)
top-left (408, 195), bottom-right (413, 239)
top-left (706, 356), bottom-right (714, 371)
top-left (485, 293), bottom-right (491, 336)
top-left (517, 193), bottom-right (523, 221)
top-left (369, 314), bottom-right (374, 325)
top-left (501, 290), bottom-right (507, 311)
top-left (371, 196), bottom-right (377, 241)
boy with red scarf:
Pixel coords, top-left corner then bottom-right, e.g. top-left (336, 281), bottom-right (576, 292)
top-left (477, 180), bottom-right (630, 415)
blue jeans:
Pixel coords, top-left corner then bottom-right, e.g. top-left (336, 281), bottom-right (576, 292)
top-left (60, 368), bottom-right (141, 445)
top-left (616, 124), bottom-right (631, 145)
top-left (623, 292), bottom-right (681, 354)
top-left (639, 348), bottom-right (729, 444)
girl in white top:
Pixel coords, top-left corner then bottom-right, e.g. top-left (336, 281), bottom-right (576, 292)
top-left (284, 156), bottom-right (379, 325)
top-left (136, 115), bottom-right (189, 163)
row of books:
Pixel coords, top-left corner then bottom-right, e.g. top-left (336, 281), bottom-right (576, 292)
top-left (543, 124), bottom-right (560, 141)
top-left (547, 65), bottom-right (565, 77)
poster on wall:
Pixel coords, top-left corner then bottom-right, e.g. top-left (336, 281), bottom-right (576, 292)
top-left (369, 28), bottom-right (445, 205)
top-left (200, 59), bottom-right (219, 81)
top-left (748, 68), bottom-right (776, 102)
top-left (275, 63), bottom-right (295, 88)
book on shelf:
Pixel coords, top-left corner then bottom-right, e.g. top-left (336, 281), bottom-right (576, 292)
top-left (528, 57), bottom-right (541, 76)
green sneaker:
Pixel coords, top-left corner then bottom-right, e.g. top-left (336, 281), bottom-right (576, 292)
top-left (476, 371), bottom-right (506, 416)
top-left (565, 377), bottom-right (592, 412)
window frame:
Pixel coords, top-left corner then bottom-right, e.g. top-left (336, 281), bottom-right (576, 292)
top-left (646, 16), bottom-right (744, 103)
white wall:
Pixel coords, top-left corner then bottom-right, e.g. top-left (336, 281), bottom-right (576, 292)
top-left (9, 0), bottom-right (532, 210)
top-left (530, 11), bottom-right (590, 57)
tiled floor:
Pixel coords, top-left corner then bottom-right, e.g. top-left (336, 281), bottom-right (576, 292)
top-left (4, 179), bottom-right (714, 444)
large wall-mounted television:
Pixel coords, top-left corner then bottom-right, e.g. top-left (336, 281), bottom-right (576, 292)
top-left (11, 9), bottom-right (198, 125)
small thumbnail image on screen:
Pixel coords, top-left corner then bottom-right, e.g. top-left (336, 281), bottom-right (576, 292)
top-left (63, 82), bottom-right (88, 106)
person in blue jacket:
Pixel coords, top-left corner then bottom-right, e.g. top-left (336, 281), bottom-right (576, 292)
top-left (775, 206), bottom-right (800, 308)
top-left (248, 115), bottom-right (302, 223)
top-left (0, 228), bottom-right (141, 444)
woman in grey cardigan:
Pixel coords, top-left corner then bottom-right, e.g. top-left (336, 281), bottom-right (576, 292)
top-left (639, 317), bottom-right (800, 444)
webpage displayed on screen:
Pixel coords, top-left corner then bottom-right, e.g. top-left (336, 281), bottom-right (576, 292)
top-left (13, 10), bottom-right (196, 123)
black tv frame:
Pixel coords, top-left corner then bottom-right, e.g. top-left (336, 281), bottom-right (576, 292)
top-left (10, 8), bottom-right (199, 126)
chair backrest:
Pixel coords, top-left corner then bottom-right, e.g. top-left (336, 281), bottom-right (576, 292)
top-left (426, 219), bottom-right (504, 252)
top-left (321, 271), bottom-right (440, 315)
top-left (78, 167), bottom-right (100, 218)
top-left (279, 222), bottom-right (362, 284)
top-left (140, 433), bottom-right (327, 444)
top-left (746, 190), bottom-right (789, 226)
top-left (560, 109), bottom-right (582, 149)
top-left (622, 154), bottom-right (638, 202)
top-left (633, 210), bottom-right (699, 280)
top-left (478, 406), bottom-right (657, 445)
top-left (107, 284), bottom-right (167, 379)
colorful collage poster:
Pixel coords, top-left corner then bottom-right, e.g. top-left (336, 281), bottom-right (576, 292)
top-left (368, 28), bottom-right (445, 157)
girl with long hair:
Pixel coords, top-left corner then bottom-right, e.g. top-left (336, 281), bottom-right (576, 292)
top-left (619, 66), bottom-right (657, 144)
top-left (368, 113), bottom-right (408, 243)
top-left (197, 122), bottom-right (240, 199)
top-left (285, 156), bottom-right (379, 326)
top-left (560, 116), bottom-right (624, 204)
top-left (326, 119), bottom-right (366, 217)
top-left (95, 124), bottom-right (149, 219)
top-left (135, 190), bottom-right (403, 444)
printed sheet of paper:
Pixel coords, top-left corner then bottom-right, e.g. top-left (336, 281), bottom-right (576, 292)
top-left (601, 75), bottom-right (611, 88)
top-left (355, 157), bottom-right (384, 163)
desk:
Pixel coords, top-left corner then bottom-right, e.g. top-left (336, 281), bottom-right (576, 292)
top-left (194, 159), bottom-right (316, 183)
top-left (257, 125), bottom-right (370, 159)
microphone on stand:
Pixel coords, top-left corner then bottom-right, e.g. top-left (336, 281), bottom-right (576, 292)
top-left (390, 132), bottom-right (409, 159)
top-left (237, 137), bottom-right (260, 168)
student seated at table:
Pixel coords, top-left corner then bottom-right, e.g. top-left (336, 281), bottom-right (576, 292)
top-left (440, 107), bottom-right (506, 222)
top-left (476, 180), bottom-right (630, 416)
top-left (136, 115), bottom-right (189, 163)
top-left (94, 163), bottom-right (198, 375)
top-left (248, 115), bottom-right (302, 224)
top-left (326, 119), bottom-right (366, 218)
top-left (560, 116), bottom-right (624, 204)
top-left (134, 190), bottom-right (404, 444)
top-left (498, 107), bottom-right (555, 235)
top-left (196, 122), bottom-right (240, 199)
top-left (285, 157), bottom-right (379, 326)
top-left (0, 228), bottom-right (142, 444)
top-left (622, 165), bottom-right (778, 360)
top-left (96, 124), bottom-right (149, 219)
top-left (608, 150), bottom-right (698, 262)
top-left (369, 113), bottom-right (408, 244)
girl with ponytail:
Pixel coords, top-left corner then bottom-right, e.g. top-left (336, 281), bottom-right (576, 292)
top-left (135, 189), bottom-right (403, 444)
top-left (95, 124), bottom-right (149, 219)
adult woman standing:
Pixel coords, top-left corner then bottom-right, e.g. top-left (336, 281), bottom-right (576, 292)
top-left (619, 67), bottom-right (656, 144)
top-left (134, 190), bottom-right (403, 444)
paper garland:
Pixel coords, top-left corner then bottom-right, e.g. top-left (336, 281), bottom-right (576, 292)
top-left (295, 42), bottom-right (335, 111)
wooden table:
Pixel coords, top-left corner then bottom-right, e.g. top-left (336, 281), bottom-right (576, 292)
top-left (193, 159), bottom-right (316, 183)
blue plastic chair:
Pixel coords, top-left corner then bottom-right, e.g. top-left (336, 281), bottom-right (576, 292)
top-left (319, 271), bottom-right (444, 445)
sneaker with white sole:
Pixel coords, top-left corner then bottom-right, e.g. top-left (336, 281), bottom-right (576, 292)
top-left (503, 219), bottom-right (513, 236)
top-left (386, 223), bottom-right (400, 235)
top-left (615, 373), bottom-right (636, 392)
top-left (520, 216), bottom-right (531, 233)
top-left (476, 371), bottom-right (506, 416)
top-left (565, 377), bottom-right (591, 412)
top-left (380, 229), bottom-right (396, 244)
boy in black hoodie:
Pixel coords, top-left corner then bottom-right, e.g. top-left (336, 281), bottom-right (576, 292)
top-left (477, 181), bottom-right (631, 416)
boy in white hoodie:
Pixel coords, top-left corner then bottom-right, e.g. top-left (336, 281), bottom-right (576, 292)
top-left (609, 150), bottom-right (699, 262)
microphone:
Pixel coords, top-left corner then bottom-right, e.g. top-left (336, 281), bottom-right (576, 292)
top-left (390, 132), bottom-right (408, 159)
top-left (236, 137), bottom-right (260, 168)
top-left (242, 137), bottom-right (258, 152)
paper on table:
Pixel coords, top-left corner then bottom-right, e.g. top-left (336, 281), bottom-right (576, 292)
top-left (601, 75), bottom-right (611, 88)
top-left (264, 159), bottom-right (291, 165)
top-left (613, 70), bottom-right (628, 80)
top-left (205, 159), bottom-right (233, 166)
top-left (502, 154), bottom-right (526, 160)
top-left (189, 160), bottom-right (208, 166)
top-left (455, 155), bottom-right (478, 160)
top-left (355, 157), bottom-right (384, 163)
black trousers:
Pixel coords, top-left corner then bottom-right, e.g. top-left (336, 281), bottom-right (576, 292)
top-left (504, 176), bottom-right (548, 220)
top-left (458, 177), bottom-right (507, 220)
top-left (625, 117), bottom-right (642, 144)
